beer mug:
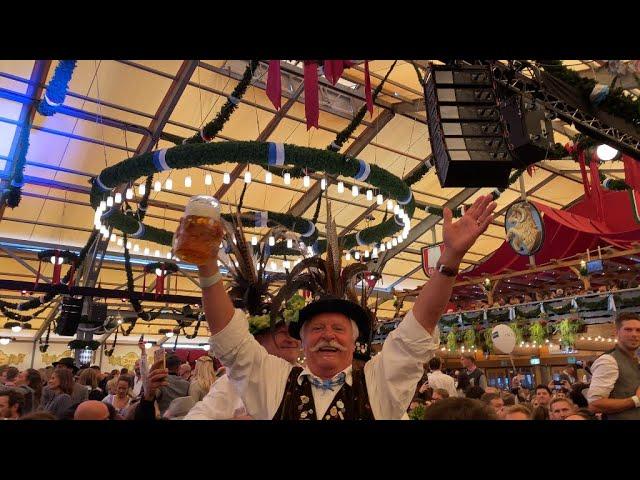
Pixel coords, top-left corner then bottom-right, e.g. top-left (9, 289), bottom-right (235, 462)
top-left (173, 195), bottom-right (224, 265)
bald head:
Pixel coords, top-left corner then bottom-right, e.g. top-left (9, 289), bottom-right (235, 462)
top-left (74, 400), bottom-right (110, 420)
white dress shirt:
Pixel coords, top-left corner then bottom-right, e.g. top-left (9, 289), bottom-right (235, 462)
top-left (585, 354), bottom-right (619, 403)
top-left (183, 374), bottom-right (247, 420)
top-left (427, 370), bottom-right (458, 398)
top-left (132, 375), bottom-right (144, 397)
top-left (209, 307), bottom-right (439, 420)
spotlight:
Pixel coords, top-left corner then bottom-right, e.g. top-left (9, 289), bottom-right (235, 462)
top-left (223, 173), bottom-right (231, 184)
top-left (265, 171), bottom-right (272, 184)
top-left (596, 144), bottom-right (620, 161)
top-left (205, 174), bottom-right (212, 185)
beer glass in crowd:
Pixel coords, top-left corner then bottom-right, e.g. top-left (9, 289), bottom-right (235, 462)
top-left (172, 195), bottom-right (224, 265)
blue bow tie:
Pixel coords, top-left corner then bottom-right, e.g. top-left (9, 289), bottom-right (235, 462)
top-left (308, 372), bottom-right (346, 391)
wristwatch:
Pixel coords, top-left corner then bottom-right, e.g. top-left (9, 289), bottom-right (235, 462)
top-left (436, 261), bottom-right (458, 277)
top-left (632, 395), bottom-right (640, 408)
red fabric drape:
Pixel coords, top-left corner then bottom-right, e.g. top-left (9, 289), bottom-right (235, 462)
top-left (623, 154), bottom-right (640, 191)
top-left (304, 61), bottom-right (320, 130)
top-left (462, 191), bottom-right (640, 279)
top-left (266, 60), bottom-right (282, 110)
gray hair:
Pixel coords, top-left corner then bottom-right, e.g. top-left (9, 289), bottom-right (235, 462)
top-left (300, 319), bottom-right (359, 343)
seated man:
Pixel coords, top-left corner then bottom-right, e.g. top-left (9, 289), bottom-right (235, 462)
top-left (200, 195), bottom-right (496, 420)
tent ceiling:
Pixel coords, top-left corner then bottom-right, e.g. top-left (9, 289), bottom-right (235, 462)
top-left (0, 59), bottom-right (637, 342)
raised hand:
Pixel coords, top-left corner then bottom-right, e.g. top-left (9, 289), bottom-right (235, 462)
top-left (443, 194), bottom-right (497, 259)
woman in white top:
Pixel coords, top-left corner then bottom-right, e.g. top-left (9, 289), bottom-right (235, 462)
top-left (188, 356), bottom-right (217, 402)
top-left (102, 375), bottom-right (133, 417)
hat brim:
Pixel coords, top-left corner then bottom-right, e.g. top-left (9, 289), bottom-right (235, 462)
top-left (289, 297), bottom-right (371, 342)
top-left (52, 360), bottom-right (79, 373)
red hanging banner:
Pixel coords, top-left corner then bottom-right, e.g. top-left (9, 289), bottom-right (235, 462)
top-left (266, 60), bottom-right (282, 110)
top-left (622, 154), bottom-right (640, 191)
top-left (304, 61), bottom-right (320, 130)
top-left (364, 60), bottom-right (373, 116)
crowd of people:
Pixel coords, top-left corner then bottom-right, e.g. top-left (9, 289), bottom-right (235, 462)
top-left (0, 352), bottom-right (219, 420)
top-left (408, 354), bottom-right (598, 420)
top-left (1, 195), bottom-right (637, 421)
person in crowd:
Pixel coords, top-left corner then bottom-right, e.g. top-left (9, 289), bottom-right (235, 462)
top-left (164, 396), bottom-right (197, 420)
top-left (503, 404), bottom-right (532, 420)
top-left (14, 368), bottom-right (41, 414)
top-left (586, 312), bottom-right (640, 420)
top-left (39, 367), bottom-right (53, 386)
top-left (481, 392), bottom-right (505, 418)
top-left (132, 360), bottom-right (144, 397)
top-left (559, 365), bottom-right (578, 385)
top-left (102, 375), bottom-right (133, 417)
top-left (0, 389), bottom-right (24, 419)
top-left (534, 385), bottom-right (552, 410)
top-left (431, 388), bottom-right (450, 402)
top-left (566, 408), bottom-right (597, 420)
top-left (48, 357), bottom-right (88, 404)
top-left (1, 366), bottom-right (19, 387)
top-left (74, 400), bottom-right (111, 420)
top-left (549, 397), bottom-right (576, 420)
top-left (502, 392), bottom-right (516, 407)
top-left (522, 294), bottom-right (533, 303)
top-left (567, 383), bottom-right (589, 408)
top-left (531, 405), bottom-right (550, 420)
top-left (423, 397), bottom-right (497, 420)
top-left (461, 354), bottom-right (487, 390)
top-left (455, 371), bottom-right (471, 397)
top-left (40, 369), bottom-right (74, 419)
top-left (184, 319), bottom-right (302, 420)
top-left (199, 195), bottom-right (497, 419)
top-left (155, 354), bottom-right (190, 415)
top-left (19, 411), bottom-right (57, 420)
top-left (465, 385), bottom-right (485, 399)
top-left (188, 356), bottom-right (217, 403)
top-left (99, 369), bottom-right (118, 393)
top-left (424, 356), bottom-right (457, 398)
top-left (0, 365), bottom-right (9, 385)
top-left (78, 368), bottom-right (106, 401)
top-left (178, 362), bottom-right (192, 382)
top-left (120, 368), bottom-right (129, 376)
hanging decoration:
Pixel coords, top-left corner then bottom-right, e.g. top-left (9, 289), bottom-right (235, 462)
top-left (504, 201), bottom-right (545, 256)
top-left (37, 60), bottom-right (77, 116)
top-left (3, 60), bottom-right (78, 209)
top-left (143, 261), bottom-right (179, 298)
top-left (90, 141), bottom-right (415, 254)
top-left (36, 250), bottom-right (79, 286)
top-left (266, 60), bottom-right (373, 130)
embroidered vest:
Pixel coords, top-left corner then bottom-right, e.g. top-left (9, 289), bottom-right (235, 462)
top-left (601, 347), bottom-right (640, 420)
top-left (273, 366), bottom-right (375, 420)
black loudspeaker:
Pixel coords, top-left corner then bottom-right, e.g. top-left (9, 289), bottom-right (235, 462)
top-left (83, 301), bottom-right (107, 325)
top-left (55, 296), bottom-right (83, 336)
top-left (498, 93), bottom-right (554, 169)
top-left (424, 63), bottom-right (554, 188)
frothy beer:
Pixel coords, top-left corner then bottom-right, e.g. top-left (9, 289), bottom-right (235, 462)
top-left (173, 195), bottom-right (224, 265)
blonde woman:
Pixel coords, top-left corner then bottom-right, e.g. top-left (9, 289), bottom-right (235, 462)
top-left (188, 356), bottom-right (217, 402)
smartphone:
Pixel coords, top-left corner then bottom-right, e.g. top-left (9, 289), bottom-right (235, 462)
top-left (153, 347), bottom-right (166, 369)
top-left (553, 379), bottom-right (563, 386)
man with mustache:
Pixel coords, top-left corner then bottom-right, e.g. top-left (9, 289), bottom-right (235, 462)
top-left (197, 195), bottom-right (496, 420)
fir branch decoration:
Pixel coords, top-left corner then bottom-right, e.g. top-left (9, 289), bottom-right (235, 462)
top-left (182, 60), bottom-right (260, 144)
top-left (4, 122), bottom-right (31, 208)
top-left (541, 60), bottom-right (640, 127)
top-left (91, 141), bottom-right (415, 254)
top-left (329, 60), bottom-right (398, 152)
top-left (37, 60), bottom-right (77, 116)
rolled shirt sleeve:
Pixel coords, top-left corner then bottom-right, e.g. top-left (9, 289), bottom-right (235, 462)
top-left (365, 308), bottom-right (440, 419)
top-left (586, 354), bottom-right (618, 403)
top-left (209, 308), bottom-right (292, 419)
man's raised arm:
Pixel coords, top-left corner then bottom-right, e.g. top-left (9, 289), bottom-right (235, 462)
top-left (412, 195), bottom-right (496, 334)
